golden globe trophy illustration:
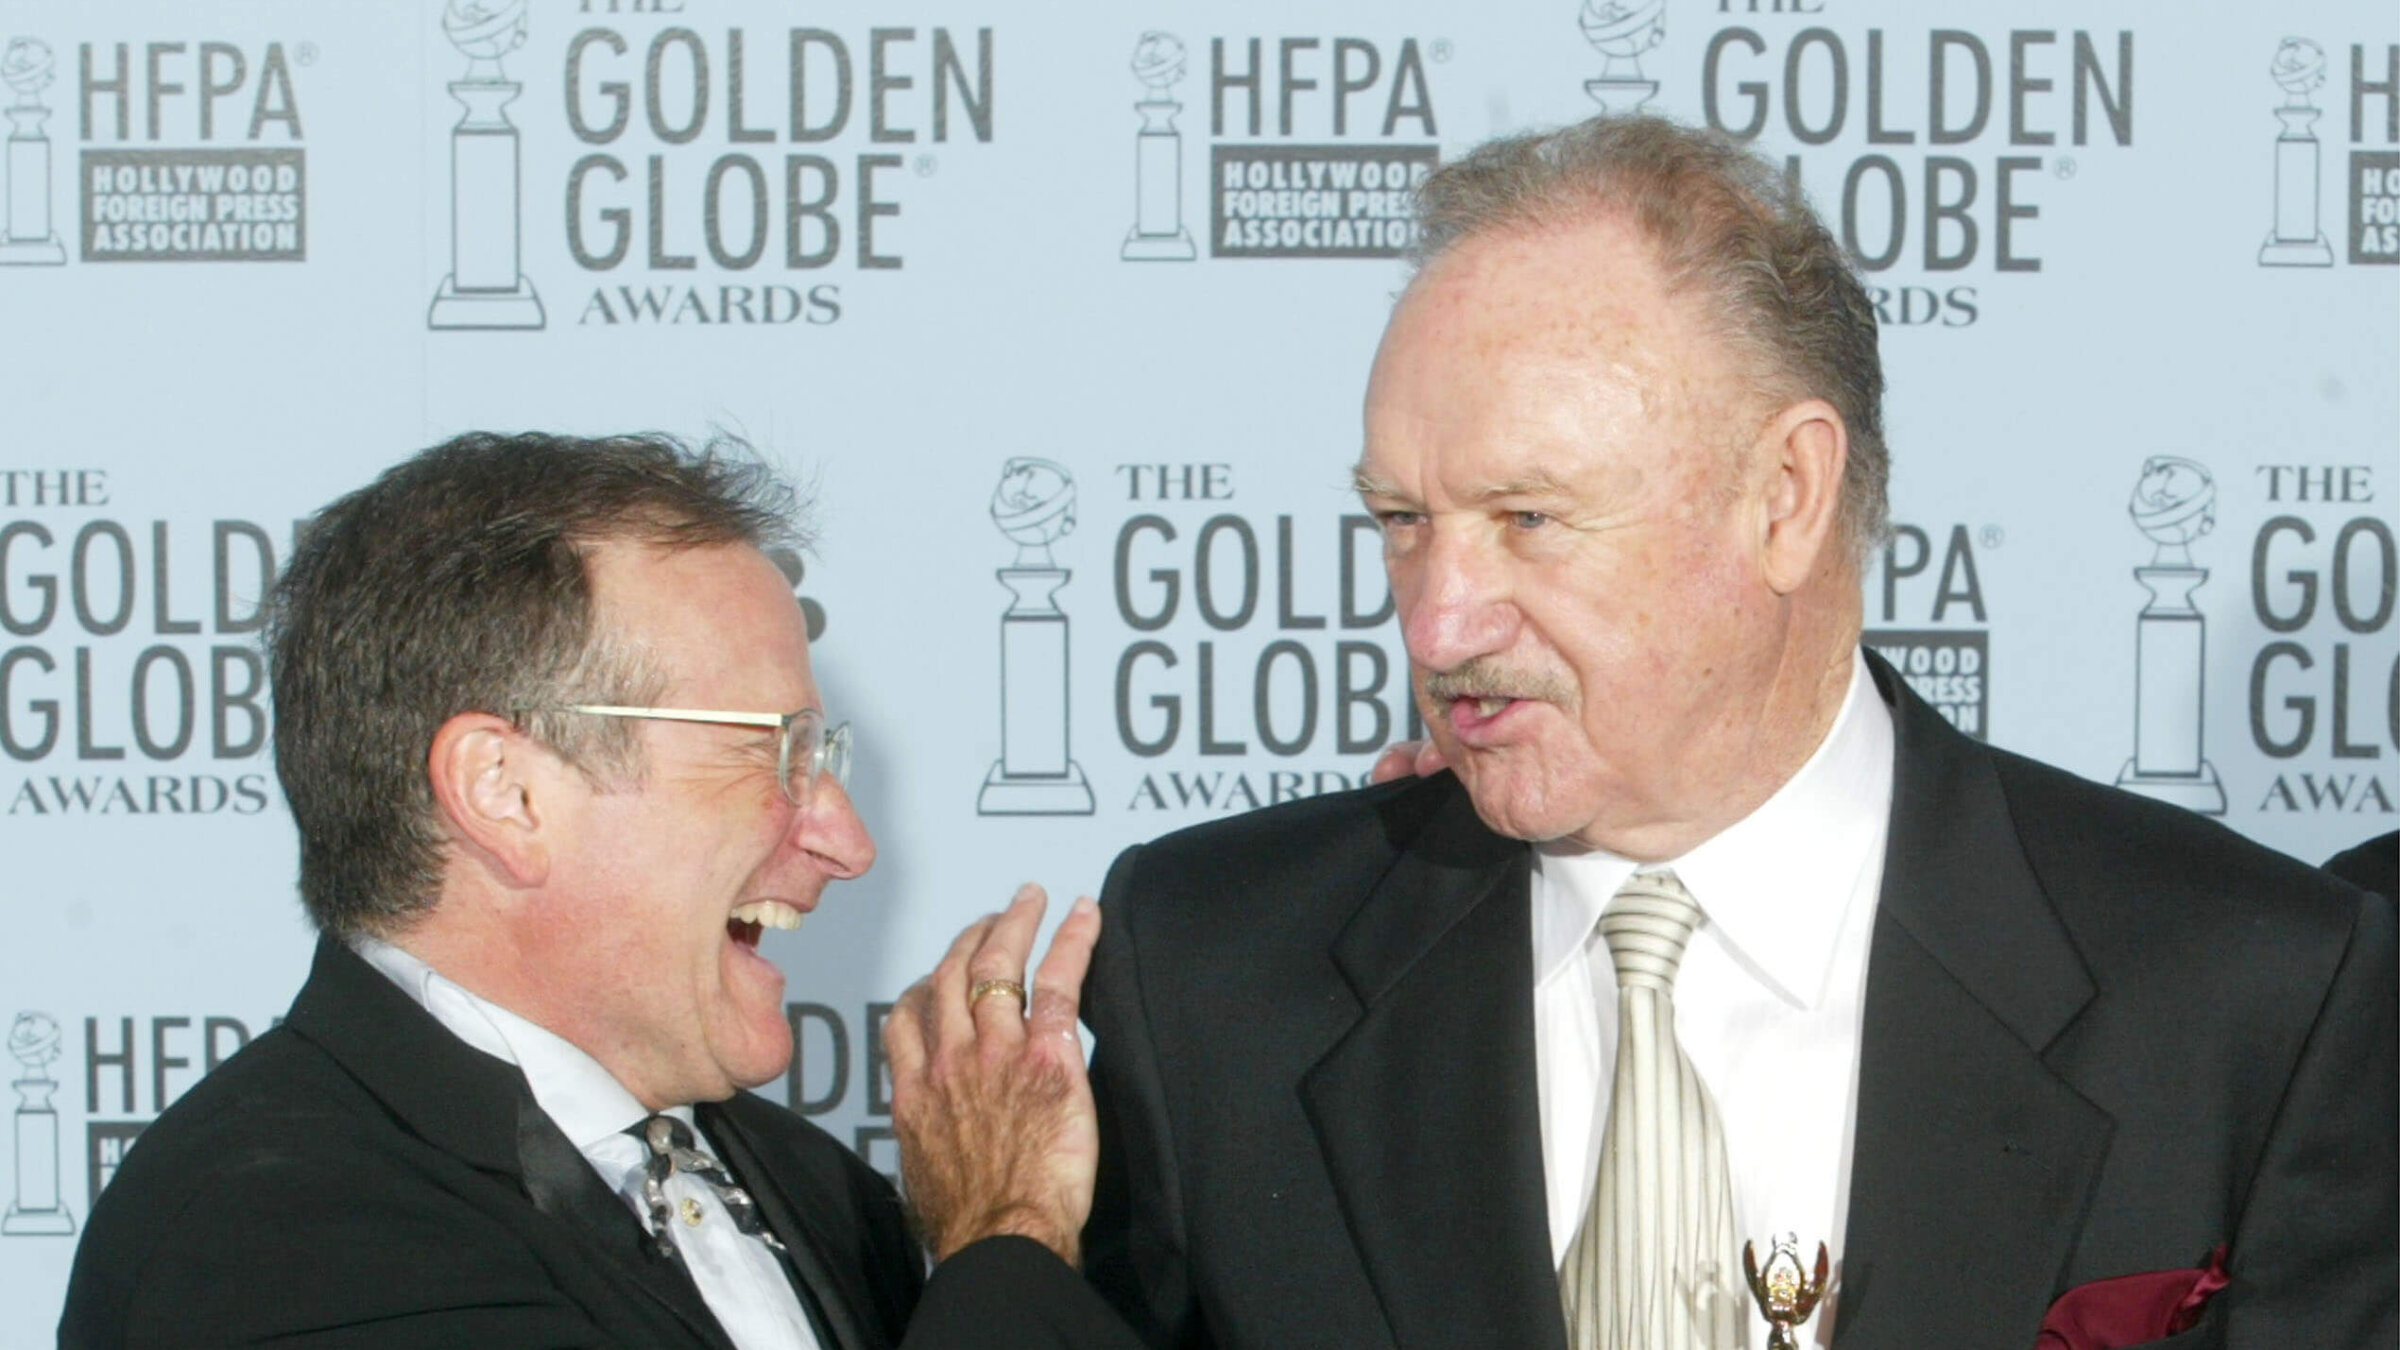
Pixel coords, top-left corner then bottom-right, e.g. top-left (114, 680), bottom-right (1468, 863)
top-left (2258, 38), bottom-right (2336, 268)
top-left (0, 37), bottom-right (68, 266)
top-left (428, 0), bottom-right (546, 328)
top-left (1742, 1234), bottom-right (1829, 1350)
top-left (4, 1012), bottom-right (75, 1235)
top-left (2116, 457), bottom-right (2227, 814)
top-left (1122, 32), bottom-right (1198, 262)
top-left (1579, 0), bottom-right (1666, 114)
top-left (977, 459), bottom-right (1096, 816)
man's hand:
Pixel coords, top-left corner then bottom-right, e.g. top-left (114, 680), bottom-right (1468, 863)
top-left (885, 884), bottom-right (1101, 1268)
top-left (1368, 738), bottom-right (1449, 784)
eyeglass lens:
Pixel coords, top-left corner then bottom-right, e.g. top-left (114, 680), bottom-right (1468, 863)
top-left (778, 712), bottom-right (852, 804)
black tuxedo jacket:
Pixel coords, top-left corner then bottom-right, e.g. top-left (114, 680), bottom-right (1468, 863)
top-left (2326, 830), bottom-right (2397, 901)
top-left (1081, 658), bottom-right (2396, 1349)
top-left (61, 938), bottom-right (1138, 1350)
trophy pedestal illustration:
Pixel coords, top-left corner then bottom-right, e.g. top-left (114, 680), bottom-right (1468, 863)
top-left (1122, 34), bottom-right (1198, 262)
top-left (2116, 564), bottom-right (2226, 814)
top-left (6, 1012), bottom-right (75, 1236)
top-left (2, 42), bottom-right (67, 266)
top-left (2259, 107), bottom-right (2334, 265)
top-left (980, 567), bottom-right (1095, 815)
top-left (2259, 41), bottom-right (2336, 268)
top-left (428, 78), bottom-right (544, 328)
top-left (1122, 101), bottom-right (1196, 261)
top-left (1582, 76), bottom-right (1660, 115)
top-left (5, 1075), bottom-right (73, 1234)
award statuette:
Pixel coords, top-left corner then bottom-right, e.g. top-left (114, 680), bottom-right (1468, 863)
top-left (2115, 457), bottom-right (2226, 814)
top-left (976, 459), bottom-right (1096, 816)
top-left (2258, 38), bottom-right (2336, 268)
top-left (1578, 0), bottom-right (1666, 114)
top-left (4, 1012), bottom-right (75, 1235)
top-left (427, 0), bottom-right (546, 329)
top-left (1742, 1234), bottom-right (1829, 1350)
top-left (1121, 32), bottom-right (1197, 262)
top-left (0, 37), bottom-right (68, 266)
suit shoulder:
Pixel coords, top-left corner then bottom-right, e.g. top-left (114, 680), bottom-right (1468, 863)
top-left (1986, 745), bottom-right (2376, 962)
top-left (1107, 775), bottom-right (1458, 903)
top-left (64, 1029), bottom-right (581, 1345)
top-left (82, 1025), bottom-right (374, 1218)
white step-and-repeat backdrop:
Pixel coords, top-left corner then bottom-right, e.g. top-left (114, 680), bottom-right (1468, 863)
top-left (1, 0), bottom-right (2393, 1336)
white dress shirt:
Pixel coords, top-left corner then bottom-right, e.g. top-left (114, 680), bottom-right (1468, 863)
top-left (1533, 650), bottom-right (1893, 1348)
top-left (353, 937), bottom-right (823, 1350)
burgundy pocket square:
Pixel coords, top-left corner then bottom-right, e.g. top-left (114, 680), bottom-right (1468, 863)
top-left (2035, 1245), bottom-right (2230, 1350)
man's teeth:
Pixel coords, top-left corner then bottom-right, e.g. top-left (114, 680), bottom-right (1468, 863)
top-left (730, 900), bottom-right (803, 931)
top-left (1475, 697), bottom-right (1509, 718)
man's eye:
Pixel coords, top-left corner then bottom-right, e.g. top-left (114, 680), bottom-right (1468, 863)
top-left (1510, 511), bottom-right (1550, 530)
top-left (1376, 510), bottom-right (1425, 530)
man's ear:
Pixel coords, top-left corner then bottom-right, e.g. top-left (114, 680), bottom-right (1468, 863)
top-left (1754, 397), bottom-right (1850, 596)
top-left (427, 713), bottom-right (554, 889)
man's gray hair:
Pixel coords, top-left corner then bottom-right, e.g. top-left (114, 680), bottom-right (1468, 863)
top-left (1409, 115), bottom-right (1889, 562)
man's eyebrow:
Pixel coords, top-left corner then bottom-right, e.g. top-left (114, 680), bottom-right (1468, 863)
top-left (1351, 464), bottom-right (1404, 498)
top-left (1469, 471), bottom-right (1577, 502)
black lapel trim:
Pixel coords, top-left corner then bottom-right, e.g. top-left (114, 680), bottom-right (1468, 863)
top-left (281, 936), bottom-right (523, 1174)
top-left (517, 1099), bottom-right (738, 1350)
top-left (1835, 653), bottom-right (2112, 1349)
top-left (701, 1101), bottom-right (881, 1350)
top-left (287, 936), bottom-right (735, 1349)
top-left (1302, 778), bottom-right (1566, 1350)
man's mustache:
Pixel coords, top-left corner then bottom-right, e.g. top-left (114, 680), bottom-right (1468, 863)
top-left (1421, 659), bottom-right (1575, 707)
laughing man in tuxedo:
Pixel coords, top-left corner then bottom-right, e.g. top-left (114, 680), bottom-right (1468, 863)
top-left (62, 434), bottom-right (1138, 1350)
top-left (1078, 116), bottom-right (2396, 1350)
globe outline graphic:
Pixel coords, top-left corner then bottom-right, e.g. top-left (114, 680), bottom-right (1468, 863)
top-left (1131, 32), bottom-right (1187, 92)
top-left (9, 1010), bottom-right (62, 1069)
top-left (990, 458), bottom-right (1078, 569)
top-left (1580, 0), bottom-right (1667, 61)
top-left (3, 37), bottom-right (56, 97)
top-left (2128, 456), bottom-right (2216, 563)
top-left (444, 0), bottom-right (530, 62)
top-left (2269, 37), bottom-right (2326, 98)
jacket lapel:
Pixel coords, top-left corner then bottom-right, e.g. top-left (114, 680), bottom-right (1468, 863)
top-left (1299, 781), bottom-right (1567, 1350)
top-left (701, 1101), bottom-right (881, 1350)
top-left (1834, 657), bottom-right (2112, 1348)
top-left (284, 938), bottom-right (736, 1350)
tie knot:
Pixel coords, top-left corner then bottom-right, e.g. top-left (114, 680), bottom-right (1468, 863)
top-left (634, 1113), bottom-right (695, 1156)
top-left (1599, 870), bottom-right (1703, 993)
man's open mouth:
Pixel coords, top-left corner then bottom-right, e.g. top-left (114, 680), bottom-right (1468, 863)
top-left (726, 900), bottom-right (803, 949)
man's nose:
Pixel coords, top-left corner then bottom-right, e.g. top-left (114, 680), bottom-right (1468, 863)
top-left (1399, 531), bottom-right (1518, 672)
top-left (796, 777), bottom-right (876, 880)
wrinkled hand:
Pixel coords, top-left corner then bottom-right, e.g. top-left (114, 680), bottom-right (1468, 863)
top-left (885, 884), bottom-right (1101, 1268)
top-left (1368, 738), bottom-right (1448, 784)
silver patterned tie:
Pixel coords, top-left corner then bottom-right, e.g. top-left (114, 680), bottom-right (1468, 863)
top-left (1560, 870), bottom-right (1744, 1350)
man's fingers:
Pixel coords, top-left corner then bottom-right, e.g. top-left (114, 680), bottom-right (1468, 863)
top-left (930, 912), bottom-right (1000, 1048)
top-left (1027, 895), bottom-right (1101, 1042)
top-left (1367, 738), bottom-right (1449, 784)
top-left (883, 982), bottom-right (929, 1090)
top-left (967, 884), bottom-right (1047, 1037)
top-left (1368, 742), bottom-right (1418, 784)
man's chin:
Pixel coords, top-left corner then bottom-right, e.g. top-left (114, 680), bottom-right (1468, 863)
top-left (1451, 767), bottom-right (1588, 844)
top-left (714, 1020), bottom-right (795, 1096)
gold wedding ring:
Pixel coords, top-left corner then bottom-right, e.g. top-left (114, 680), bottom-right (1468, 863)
top-left (969, 978), bottom-right (1028, 1011)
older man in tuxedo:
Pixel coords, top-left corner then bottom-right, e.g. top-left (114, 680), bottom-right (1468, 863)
top-left (1076, 116), bottom-right (2396, 1350)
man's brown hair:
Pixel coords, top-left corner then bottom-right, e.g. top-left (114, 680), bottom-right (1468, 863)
top-left (268, 431), bottom-right (799, 938)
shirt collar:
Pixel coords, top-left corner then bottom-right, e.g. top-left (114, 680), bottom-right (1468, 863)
top-left (349, 935), bottom-right (659, 1154)
top-left (1532, 649), bottom-right (1894, 1010)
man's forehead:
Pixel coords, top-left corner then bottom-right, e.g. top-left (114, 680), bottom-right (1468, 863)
top-left (585, 539), bottom-right (812, 687)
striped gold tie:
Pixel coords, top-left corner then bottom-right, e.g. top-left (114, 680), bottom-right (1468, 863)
top-left (1560, 870), bottom-right (1744, 1350)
